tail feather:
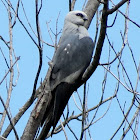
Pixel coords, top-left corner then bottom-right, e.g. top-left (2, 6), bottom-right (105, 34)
top-left (37, 105), bottom-right (53, 140)
top-left (52, 83), bottom-right (73, 132)
top-left (38, 82), bottom-right (74, 140)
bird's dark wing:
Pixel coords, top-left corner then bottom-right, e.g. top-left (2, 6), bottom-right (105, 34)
top-left (50, 34), bottom-right (94, 90)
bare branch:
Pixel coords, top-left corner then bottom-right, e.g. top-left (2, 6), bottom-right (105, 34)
top-left (110, 0), bottom-right (140, 28)
top-left (3, 0), bottom-right (39, 47)
top-left (0, 95), bottom-right (19, 140)
top-left (46, 94), bottom-right (116, 138)
top-left (110, 95), bottom-right (135, 140)
top-left (116, 97), bottom-right (139, 140)
top-left (0, 2), bottom-right (15, 133)
top-left (60, 119), bottom-right (68, 140)
top-left (0, 47), bottom-right (10, 69)
top-left (71, 0), bottom-right (76, 11)
top-left (46, 21), bottom-right (55, 47)
top-left (84, 97), bottom-right (112, 131)
top-left (72, 94), bottom-right (82, 111)
top-left (69, 0), bottom-right (71, 11)
top-left (2, 97), bottom-right (36, 138)
top-left (107, 11), bottom-right (118, 27)
top-left (133, 113), bottom-right (139, 140)
top-left (107, 0), bottom-right (129, 15)
top-left (0, 57), bottom-right (20, 85)
top-left (30, 0), bottom-right (43, 102)
top-left (66, 122), bottom-right (78, 140)
top-left (0, 136), bottom-right (7, 140)
top-left (83, 0), bottom-right (100, 29)
top-left (82, 0), bottom-right (108, 81)
top-left (80, 83), bottom-right (86, 140)
top-left (11, 0), bottom-right (20, 28)
top-left (0, 36), bottom-right (10, 49)
top-left (20, 1), bottom-right (53, 48)
top-left (101, 65), bottom-right (140, 96)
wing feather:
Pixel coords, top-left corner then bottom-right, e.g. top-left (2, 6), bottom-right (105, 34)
top-left (50, 34), bottom-right (94, 90)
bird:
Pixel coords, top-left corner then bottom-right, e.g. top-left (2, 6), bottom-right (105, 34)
top-left (38, 10), bottom-right (94, 140)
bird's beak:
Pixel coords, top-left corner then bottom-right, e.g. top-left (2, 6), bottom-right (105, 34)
top-left (83, 17), bottom-right (88, 21)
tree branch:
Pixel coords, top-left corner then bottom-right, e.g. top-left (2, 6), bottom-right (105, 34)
top-left (82, 0), bottom-right (108, 81)
top-left (0, 57), bottom-right (20, 85)
top-left (107, 0), bottom-right (129, 15)
top-left (80, 83), bottom-right (86, 140)
top-left (0, 1), bottom-right (15, 134)
top-left (83, 0), bottom-right (100, 29)
top-left (0, 96), bottom-right (19, 140)
top-left (30, 0), bottom-right (43, 102)
top-left (2, 98), bottom-right (36, 138)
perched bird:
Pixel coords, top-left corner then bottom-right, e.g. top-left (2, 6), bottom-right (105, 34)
top-left (38, 10), bottom-right (94, 139)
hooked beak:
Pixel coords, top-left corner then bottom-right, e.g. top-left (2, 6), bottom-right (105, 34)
top-left (83, 17), bottom-right (88, 21)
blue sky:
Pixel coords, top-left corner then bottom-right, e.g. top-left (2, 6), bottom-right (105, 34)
top-left (0, 0), bottom-right (140, 140)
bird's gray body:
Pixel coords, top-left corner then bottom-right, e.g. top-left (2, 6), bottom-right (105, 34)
top-left (39, 10), bottom-right (94, 140)
top-left (50, 34), bottom-right (94, 90)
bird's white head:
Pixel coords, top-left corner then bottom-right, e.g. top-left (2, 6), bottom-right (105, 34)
top-left (65, 10), bottom-right (88, 26)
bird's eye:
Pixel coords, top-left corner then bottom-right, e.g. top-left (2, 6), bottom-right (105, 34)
top-left (76, 13), bottom-right (84, 18)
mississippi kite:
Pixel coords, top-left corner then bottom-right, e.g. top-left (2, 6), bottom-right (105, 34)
top-left (39, 10), bottom-right (94, 139)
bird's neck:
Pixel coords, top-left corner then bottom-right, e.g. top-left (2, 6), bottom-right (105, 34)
top-left (62, 22), bottom-right (89, 39)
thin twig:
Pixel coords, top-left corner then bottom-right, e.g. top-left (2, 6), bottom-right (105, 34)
top-left (4, 0), bottom-right (39, 47)
top-left (110, 0), bottom-right (140, 28)
top-left (2, 97), bottom-right (36, 138)
top-left (133, 113), bottom-right (139, 140)
top-left (71, 0), bottom-right (76, 11)
top-left (0, 95), bottom-right (19, 140)
top-left (47, 94), bottom-right (116, 138)
top-left (107, 0), bottom-right (128, 15)
top-left (85, 97), bottom-right (113, 130)
top-left (0, 47), bottom-right (10, 69)
top-left (80, 83), bottom-right (86, 140)
top-left (82, 0), bottom-right (108, 81)
top-left (20, 1), bottom-right (53, 48)
top-left (116, 96), bottom-right (139, 140)
top-left (72, 94), bottom-right (82, 111)
top-left (12, 48), bottom-right (20, 87)
top-left (60, 119), bottom-right (68, 140)
top-left (0, 36), bottom-right (10, 49)
top-left (110, 95), bottom-right (135, 140)
top-left (0, 57), bottom-right (20, 85)
top-left (54, 11), bottom-right (61, 49)
top-left (0, 2), bottom-right (15, 133)
top-left (30, 0), bottom-right (43, 102)
top-left (102, 65), bottom-right (140, 96)
top-left (107, 11), bottom-right (118, 27)
top-left (66, 122), bottom-right (78, 140)
top-left (69, 0), bottom-right (71, 11)
top-left (46, 21), bottom-right (55, 47)
top-left (11, 0), bottom-right (20, 28)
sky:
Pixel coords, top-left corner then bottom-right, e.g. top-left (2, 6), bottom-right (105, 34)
top-left (0, 0), bottom-right (140, 140)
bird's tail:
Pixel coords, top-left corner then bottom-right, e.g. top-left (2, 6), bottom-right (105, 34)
top-left (37, 82), bottom-right (74, 140)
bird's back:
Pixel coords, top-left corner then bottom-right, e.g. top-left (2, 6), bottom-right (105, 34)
top-left (50, 33), bottom-right (94, 91)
